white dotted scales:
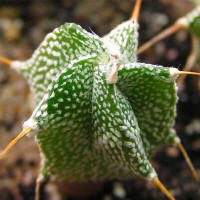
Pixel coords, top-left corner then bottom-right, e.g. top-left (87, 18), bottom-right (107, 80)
top-left (12, 19), bottom-right (178, 182)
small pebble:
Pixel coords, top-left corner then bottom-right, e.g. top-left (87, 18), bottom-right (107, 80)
top-left (166, 146), bottom-right (179, 158)
top-left (113, 182), bottom-right (126, 199)
top-left (185, 119), bottom-right (200, 135)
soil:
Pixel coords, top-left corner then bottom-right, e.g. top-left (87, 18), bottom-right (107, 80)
top-left (0, 0), bottom-right (200, 199)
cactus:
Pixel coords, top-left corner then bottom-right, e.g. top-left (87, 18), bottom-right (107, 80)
top-left (0, 1), bottom-right (199, 200)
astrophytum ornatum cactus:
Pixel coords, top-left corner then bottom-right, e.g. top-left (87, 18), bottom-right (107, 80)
top-left (15, 20), bottom-right (162, 180)
top-left (0, 1), bottom-right (199, 200)
top-left (11, 20), bottom-right (178, 179)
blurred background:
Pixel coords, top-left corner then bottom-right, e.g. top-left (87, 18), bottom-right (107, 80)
top-left (0, 0), bottom-right (200, 199)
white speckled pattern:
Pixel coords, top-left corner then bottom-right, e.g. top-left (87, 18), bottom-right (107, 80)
top-left (12, 19), bottom-right (178, 181)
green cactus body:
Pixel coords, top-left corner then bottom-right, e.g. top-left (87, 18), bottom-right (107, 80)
top-left (103, 20), bottom-right (139, 63)
top-left (11, 19), bottom-right (178, 182)
top-left (117, 63), bottom-right (177, 156)
top-left (12, 23), bottom-right (108, 104)
top-left (30, 57), bottom-right (155, 181)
